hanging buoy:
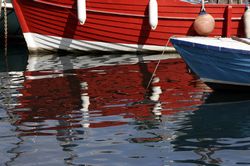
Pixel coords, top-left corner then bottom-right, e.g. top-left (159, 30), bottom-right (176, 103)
top-left (244, 7), bottom-right (250, 38)
top-left (149, 0), bottom-right (158, 30)
top-left (193, 0), bottom-right (215, 36)
top-left (77, 0), bottom-right (87, 25)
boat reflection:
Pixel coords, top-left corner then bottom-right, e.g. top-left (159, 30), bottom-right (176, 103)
top-left (8, 54), bottom-right (209, 134)
top-left (174, 92), bottom-right (250, 141)
top-left (2, 53), bottom-right (211, 165)
top-left (172, 92), bottom-right (250, 165)
top-left (3, 53), bottom-right (250, 165)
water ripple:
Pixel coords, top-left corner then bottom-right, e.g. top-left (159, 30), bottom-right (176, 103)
top-left (1, 51), bottom-right (250, 165)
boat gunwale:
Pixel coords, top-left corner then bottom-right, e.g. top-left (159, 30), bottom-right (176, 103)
top-left (171, 37), bottom-right (250, 55)
top-left (24, 0), bottom-right (244, 21)
top-left (33, 0), bottom-right (247, 8)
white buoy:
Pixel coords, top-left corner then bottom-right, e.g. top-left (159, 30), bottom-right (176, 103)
top-left (149, 0), bottom-right (158, 30)
top-left (244, 7), bottom-right (250, 38)
top-left (77, 0), bottom-right (87, 25)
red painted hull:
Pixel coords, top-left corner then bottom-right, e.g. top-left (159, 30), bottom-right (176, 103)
top-left (13, 0), bottom-right (246, 52)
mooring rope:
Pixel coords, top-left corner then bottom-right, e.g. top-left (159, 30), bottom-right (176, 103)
top-left (0, 0), bottom-right (2, 17)
top-left (4, 0), bottom-right (7, 56)
top-left (146, 37), bottom-right (172, 90)
top-left (3, 0), bottom-right (9, 74)
top-left (3, 0), bottom-right (11, 108)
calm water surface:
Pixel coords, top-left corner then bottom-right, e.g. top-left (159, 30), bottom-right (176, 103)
top-left (1, 42), bottom-right (250, 166)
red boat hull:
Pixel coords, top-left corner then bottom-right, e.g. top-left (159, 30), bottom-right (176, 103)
top-left (13, 0), bottom-right (246, 53)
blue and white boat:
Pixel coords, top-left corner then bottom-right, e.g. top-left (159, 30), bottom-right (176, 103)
top-left (170, 36), bottom-right (250, 90)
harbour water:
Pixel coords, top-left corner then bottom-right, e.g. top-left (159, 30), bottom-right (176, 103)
top-left (1, 41), bottom-right (250, 166)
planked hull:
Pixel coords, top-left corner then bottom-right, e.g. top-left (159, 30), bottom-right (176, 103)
top-left (13, 0), bottom-right (246, 53)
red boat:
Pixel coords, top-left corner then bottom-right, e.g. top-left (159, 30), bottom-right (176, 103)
top-left (12, 0), bottom-right (247, 53)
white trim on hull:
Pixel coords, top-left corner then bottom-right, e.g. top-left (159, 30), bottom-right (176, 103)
top-left (201, 78), bottom-right (250, 87)
top-left (23, 33), bottom-right (175, 53)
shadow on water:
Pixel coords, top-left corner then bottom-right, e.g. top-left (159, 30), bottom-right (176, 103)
top-left (0, 39), bottom-right (28, 72)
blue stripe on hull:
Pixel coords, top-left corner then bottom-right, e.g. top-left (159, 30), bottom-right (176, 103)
top-left (172, 42), bottom-right (250, 86)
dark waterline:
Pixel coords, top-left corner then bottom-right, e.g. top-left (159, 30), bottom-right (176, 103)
top-left (1, 41), bottom-right (250, 166)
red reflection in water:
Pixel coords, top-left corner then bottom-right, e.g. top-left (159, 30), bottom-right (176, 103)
top-left (12, 58), bottom-right (211, 135)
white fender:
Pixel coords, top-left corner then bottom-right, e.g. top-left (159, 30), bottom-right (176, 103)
top-left (244, 7), bottom-right (250, 38)
top-left (149, 0), bottom-right (158, 30)
top-left (77, 0), bottom-right (87, 25)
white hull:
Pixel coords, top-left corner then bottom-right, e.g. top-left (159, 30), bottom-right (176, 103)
top-left (24, 33), bottom-right (175, 53)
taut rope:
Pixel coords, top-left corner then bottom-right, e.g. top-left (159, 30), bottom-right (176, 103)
top-left (146, 37), bottom-right (172, 90)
